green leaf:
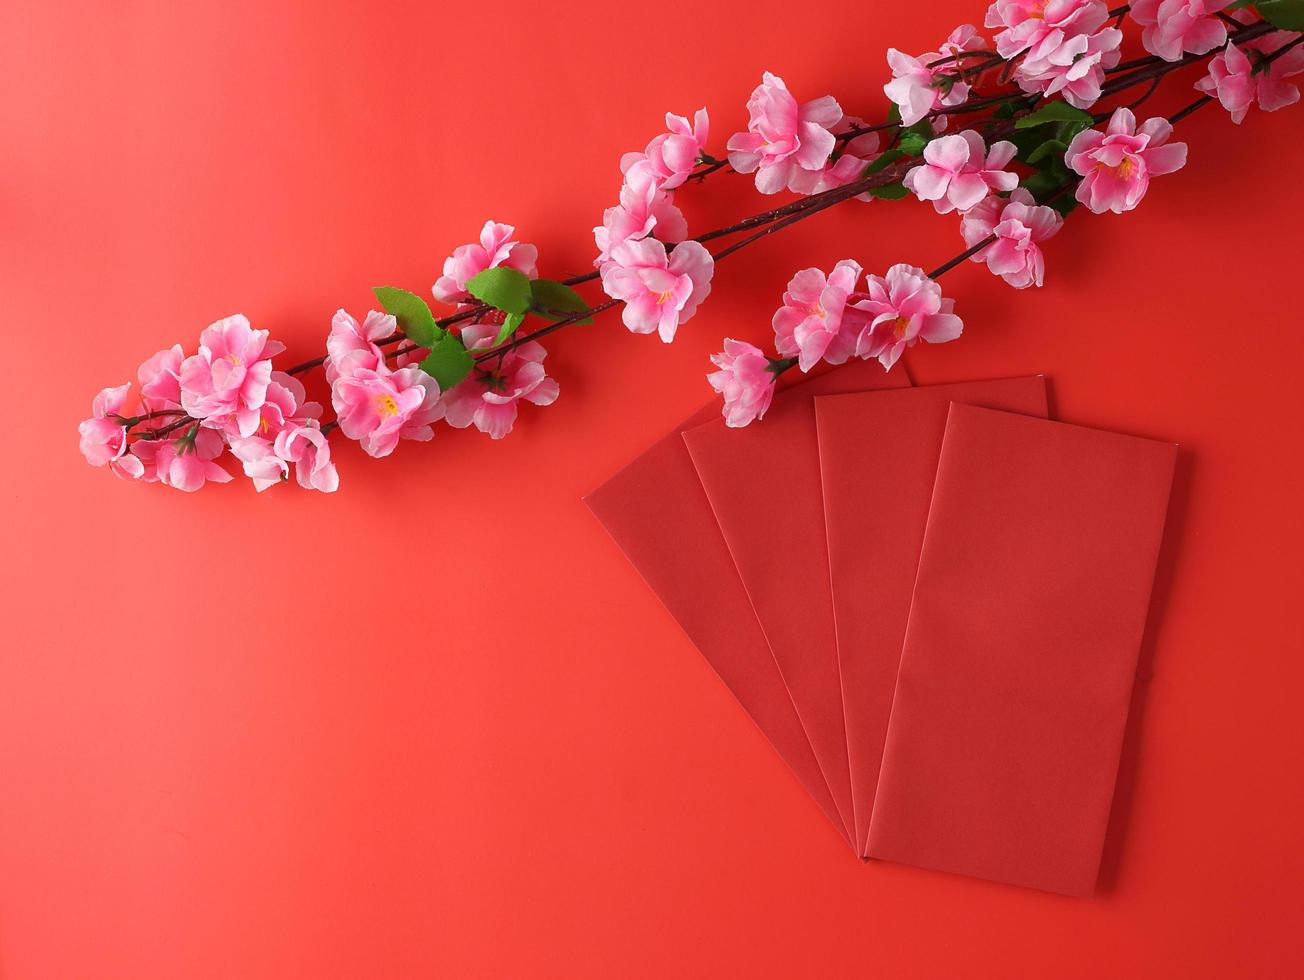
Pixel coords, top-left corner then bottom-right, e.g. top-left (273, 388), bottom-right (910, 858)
top-left (1256, 0), bottom-right (1304, 30)
top-left (419, 333), bottom-right (475, 390)
top-left (372, 286), bottom-right (441, 348)
top-left (898, 130), bottom-right (929, 156)
top-left (867, 182), bottom-right (911, 200)
top-left (1020, 169), bottom-right (1072, 204)
top-left (493, 312), bottom-right (526, 347)
top-left (1026, 138), bottom-right (1069, 166)
top-left (887, 103), bottom-right (902, 124)
top-left (530, 279), bottom-right (593, 323)
top-left (866, 147), bottom-right (906, 175)
top-left (1015, 100), bottom-right (1094, 130)
top-left (466, 267), bottom-right (533, 315)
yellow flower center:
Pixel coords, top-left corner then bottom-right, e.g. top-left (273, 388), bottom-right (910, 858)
top-left (1098, 156), bottom-right (1135, 179)
top-left (376, 393), bottom-right (400, 417)
top-left (811, 303), bottom-right (826, 318)
top-left (1029, 0), bottom-right (1048, 17)
top-left (892, 315), bottom-right (911, 340)
top-left (656, 289), bottom-right (674, 305)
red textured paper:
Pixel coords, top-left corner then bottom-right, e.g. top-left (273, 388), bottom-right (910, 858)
top-left (814, 377), bottom-right (1048, 854)
top-left (866, 404), bottom-right (1177, 896)
top-left (584, 404), bottom-right (851, 846)
top-left (681, 358), bottom-right (908, 839)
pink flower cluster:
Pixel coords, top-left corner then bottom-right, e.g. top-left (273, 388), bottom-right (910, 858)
top-left (597, 110), bottom-right (716, 342)
top-left (1065, 107), bottom-right (1188, 213)
top-left (434, 220), bottom-right (538, 304)
top-left (885, 25), bottom-right (988, 126)
top-left (325, 309), bottom-right (443, 457)
top-left (1132, 0), bottom-right (1232, 62)
top-left (728, 73), bottom-right (883, 195)
top-left (1195, 32), bottom-right (1304, 123)
top-left (986, 0), bottom-right (1122, 109)
top-left (960, 188), bottom-right (1064, 287)
top-left (427, 223), bottom-right (564, 438)
top-left (713, 262), bottom-right (965, 427)
top-left (78, 316), bottom-right (337, 492)
top-left (903, 129), bottom-right (1018, 213)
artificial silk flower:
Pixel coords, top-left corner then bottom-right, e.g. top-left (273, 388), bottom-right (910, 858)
top-left (852, 264), bottom-right (964, 370)
top-left (786, 117), bottom-right (883, 197)
top-left (78, 383), bottom-right (145, 479)
top-left (1065, 107), bottom-right (1188, 214)
top-left (1195, 37), bottom-right (1304, 124)
top-left (331, 365), bottom-right (443, 458)
top-left (707, 339), bottom-right (778, 428)
top-left (440, 323), bottom-right (560, 439)
top-left (275, 422), bottom-right (339, 492)
top-left (884, 24), bottom-right (987, 127)
top-left (726, 72), bottom-right (843, 194)
top-left (984, 0), bottom-right (1108, 60)
top-left (1016, 27), bottom-right (1123, 108)
top-left (178, 314), bottom-right (285, 438)
top-left (1131, 0), bottom-right (1231, 62)
top-left (621, 109), bottom-right (710, 191)
top-left (325, 309), bottom-right (396, 383)
top-left (599, 238), bottom-right (714, 343)
top-left (772, 260), bottom-right (867, 371)
top-left (148, 425), bottom-right (233, 492)
top-left (137, 345), bottom-right (184, 409)
top-left (593, 163), bottom-right (688, 266)
top-left (228, 435), bottom-right (289, 491)
top-left (960, 188), bottom-right (1064, 288)
top-left (902, 130), bottom-right (1018, 213)
top-left (433, 221), bottom-right (539, 304)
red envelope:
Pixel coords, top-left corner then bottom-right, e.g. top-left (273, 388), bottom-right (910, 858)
top-left (682, 358), bottom-right (908, 841)
top-left (814, 378), bottom-right (1049, 856)
top-left (584, 404), bottom-right (852, 846)
top-left (866, 404), bottom-right (1177, 895)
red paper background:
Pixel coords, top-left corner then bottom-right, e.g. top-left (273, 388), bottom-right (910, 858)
top-left (2, 1), bottom-right (1301, 976)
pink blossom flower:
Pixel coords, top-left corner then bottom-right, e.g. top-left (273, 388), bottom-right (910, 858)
top-left (599, 238), bottom-right (714, 343)
top-left (851, 264), bottom-right (964, 370)
top-left (178, 314), bottom-right (285, 438)
top-left (1131, 0), bottom-right (1231, 62)
top-left (1016, 27), bottom-right (1123, 108)
top-left (960, 188), bottom-right (1064, 288)
top-left (1065, 107), bottom-right (1188, 213)
top-left (726, 72), bottom-right (843, 194)
top-left (138, 345), bottom-right (183, 409)
top-left (620, 109), bottom-right (710, 190)
top-left (593, 164), bottom-right (688, 266)
top-left (785, 118), bottom-right (882, 197)
top-left (325, 309), bottom-right (396, 383)
top-left (331, 365), bottom-right (444, 458)
top-left (230, 418), bottom-right (336, 493)
top-left (439, 323), bottom-right (560, 439)
top-left (772, 260), bottom-right (867, 371)
top-left (432, 221), bottom-right (539, 304)
top-left (78, 383), bottom-right (146, 479)
top-left (228, 435), bottom-right (289, 491)
top-left (707, 340), bottom-right (778, 428)
top-left (1195, 36), bottom-right (1304, 124)
top-left (884, 25), bottom-right (987, 126)
top-left (985, 0), bottom-right (1109, 60)
top-left (903, 130), bottom-right (1019, 213)
top-left (275, 423), bottom-right (338, 492)
top-left (146, 425), bottom-right (233, 492)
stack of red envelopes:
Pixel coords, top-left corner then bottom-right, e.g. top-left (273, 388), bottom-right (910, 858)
top-left (586, 359), bottom-right (1176, 897)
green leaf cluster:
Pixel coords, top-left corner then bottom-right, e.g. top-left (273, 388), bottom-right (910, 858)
top-left (376, 269), bottom-right (596, 390)
top-left (1253, 0), bottom-right (1304, 30)
top-left (1009, 100), bottom-right (1094, 216)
